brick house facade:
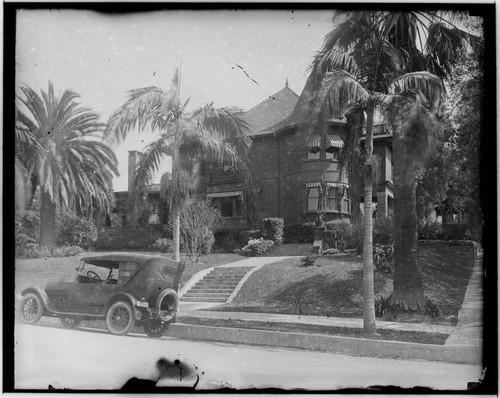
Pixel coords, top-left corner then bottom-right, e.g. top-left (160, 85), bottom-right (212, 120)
top-left (106, 78), bottom-right (394, 232)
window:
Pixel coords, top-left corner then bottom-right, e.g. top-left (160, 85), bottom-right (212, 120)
top-left (119, 261), bottom-right (139, 285)
top-left (212, 196), bottom-right (243, 217)
top-left (307, 188), bottom-right (319, 211)
top-left (325, 147), bottom-right (339, 160)
top-left (148, 199), bottom-right (160, 224)
top-left (325, 187), bottom-right (340, 212)
top-left (307, 147), bottom-right (320, 160)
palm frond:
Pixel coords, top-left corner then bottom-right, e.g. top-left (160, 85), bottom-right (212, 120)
top-left (104, 86), bottom-right (166, 144)
top-left (388, 71), bottom-right (445, 109)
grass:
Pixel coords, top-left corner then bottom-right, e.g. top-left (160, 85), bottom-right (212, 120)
top-left (178, 316), bottom-right (449, 345)
top-left (209, 245), bottom-right (475, 322)
top-left (15, 251), bottom-right (244, 295)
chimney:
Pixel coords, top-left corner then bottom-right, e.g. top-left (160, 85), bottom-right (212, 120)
top-left (128, 150), bottom-right (142, 192)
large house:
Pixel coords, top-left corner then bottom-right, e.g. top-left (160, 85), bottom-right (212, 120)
top-left (106, 76), bottom-right (394, 231)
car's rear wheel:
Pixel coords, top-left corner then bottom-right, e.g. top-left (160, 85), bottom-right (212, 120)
top-left (19, 293), bottom-right (44, 324)
top-left (143, 321), bottom-right (169, 338)
top-left (60, 317), bottom-right (81, 328)
top-left (106, 301), bottom-right (135, 335)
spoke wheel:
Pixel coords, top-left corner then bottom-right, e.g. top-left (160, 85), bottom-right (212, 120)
top-left (106, 301), bottom-right (135, 335)
top-left (60, 317), bottom-right (81, 328)
top-left (143, 321), bottom-right (169, 338)
top-left (19, 293), bottom-right (44, 324)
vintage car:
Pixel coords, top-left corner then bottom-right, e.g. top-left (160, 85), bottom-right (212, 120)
top-left (18, 253), bottom-right (185, 337)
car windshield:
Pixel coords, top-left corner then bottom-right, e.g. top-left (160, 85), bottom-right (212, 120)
top-left (77, 262), bottom-right (116, 282)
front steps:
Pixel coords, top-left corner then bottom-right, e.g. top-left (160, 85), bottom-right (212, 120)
top-left (180, 266), bottom-right (254, 303)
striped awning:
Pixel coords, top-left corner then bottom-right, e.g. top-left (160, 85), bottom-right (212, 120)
top-left (325, 134), bottom-right (344, 148)
top-left (305, 135), bottom-right (322, 148)
top-left (326, 182), bottom-right (345, 189)
top-left (306, 182), bottom-right (322, 189)
top-left (207, 191), bottom-right (242, 198)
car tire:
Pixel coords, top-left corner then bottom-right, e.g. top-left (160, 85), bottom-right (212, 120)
top-left (143, 321), bottom-right (169, 338)
top-left (60, 317), bottom-right (82, 328)
top-left (106, 301), bottom-right (136, 335)
top-left (18, 293), bottom-right (44, 324)
top-left (156, 289), bottom-right (179, 323)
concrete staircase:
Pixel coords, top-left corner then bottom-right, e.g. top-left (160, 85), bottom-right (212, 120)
top-left (180, 266), bottom-right (254, 303)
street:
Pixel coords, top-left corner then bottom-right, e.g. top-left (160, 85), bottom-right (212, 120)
top-left (14, 323), bottom-right (482, 391)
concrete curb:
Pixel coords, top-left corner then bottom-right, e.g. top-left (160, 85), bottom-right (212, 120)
top-left (166, 323), bottom-right (481, 364)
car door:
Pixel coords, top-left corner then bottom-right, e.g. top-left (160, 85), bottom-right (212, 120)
top-left (70, 266), bottom-right (119, 315)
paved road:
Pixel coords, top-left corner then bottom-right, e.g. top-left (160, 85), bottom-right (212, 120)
top-left (14, 323), bottom-right (482, 391)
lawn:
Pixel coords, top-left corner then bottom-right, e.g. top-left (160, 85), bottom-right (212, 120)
top-left (15, 251), bottom-right (244, 296)
top-left (209, 244), bottom-right (476, 322)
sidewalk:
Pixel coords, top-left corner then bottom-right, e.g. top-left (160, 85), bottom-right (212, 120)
top-left (445, 250), bottom-right (483, 347)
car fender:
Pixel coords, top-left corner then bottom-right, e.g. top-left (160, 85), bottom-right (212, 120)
top-left (103, 292), bottom-right (139, 319)
top-left (20, 287), bottom-right (57, 314)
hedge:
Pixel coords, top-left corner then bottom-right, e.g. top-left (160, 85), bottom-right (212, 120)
top-left (263, 218), bottom-right (284, 245)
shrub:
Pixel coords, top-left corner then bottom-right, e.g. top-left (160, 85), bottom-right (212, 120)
top-left (94, 225), bottom-right (162, 250)
top-left (263, 218), bottom-right (284, 245)
top-left (56, 212), bottom-right (98, 249)
top-left (179, 200), bottom-right (222, 262)
top-left (373, 244), bottom-right (394, 274)
top-left (238, 229), bottom-right (263, 247)
top-left (20, 244), bottom-right (83, 259)
top-left (220, 234), bottom-right (240, 253)
top-left (152, 238), bottom-right (173, 253)
top-left (300, 253), bottom-right (319, 267)
top-left (373, 218), bottom-right (394, 245)
top-left (343, 222), bottom-right (363, 253)
top-left (241, 238), bottom-right (275, 257)
top-left (322, 248), bottom-right (340, 255)
top-left (283, 223), bottom-right (315, 243)
top-left (324, 222), bottom-right (352, 249)
top-left (15, 210), bottom-right (40, 257)
top-left (418, 222), bottom-right (442, 240)
top-left (51, 245), bottom-right (84, 257)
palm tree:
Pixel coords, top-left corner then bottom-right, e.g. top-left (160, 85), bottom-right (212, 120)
top-left (311, 10), bottom-right (480, 315)
top-left (16, 82), bottom-right (119, 248)
top-left (104, 70), bottom-right (251, 262)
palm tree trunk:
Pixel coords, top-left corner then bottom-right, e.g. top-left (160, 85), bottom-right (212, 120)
top-left (172, 202), bottom-right (181, 262)
top-left (172, 123), bottom-right (181, 263)
top-left (389, 114), bottom-right (426, 310)
top-left (39, 190), bottom-right (56, 248)
top-left (363, 106), bottom-right (376, 335)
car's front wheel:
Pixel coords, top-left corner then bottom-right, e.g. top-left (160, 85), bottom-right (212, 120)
top-left (143, 321), bottom-right (169, 338)
top-left (18, 293), bottom-right (44, 324)
top-left (106, 301), bottom-right (135, 335)
top-left (60, 317), bottom-right (81, 328)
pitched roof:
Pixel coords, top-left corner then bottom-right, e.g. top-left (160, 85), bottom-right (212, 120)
top-left (243, 81), bottom-right (299, 136)
top-left (258, 69), bottom-right (347, 137)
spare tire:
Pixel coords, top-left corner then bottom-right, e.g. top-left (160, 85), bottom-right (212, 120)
top-left (156, 289), bottom-right (179, 323)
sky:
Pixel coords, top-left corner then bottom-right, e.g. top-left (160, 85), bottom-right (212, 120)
top-left (16, 8), bottom-right (336, 191)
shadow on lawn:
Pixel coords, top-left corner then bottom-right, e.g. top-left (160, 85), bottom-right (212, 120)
top-left (263, 269), bottom-right (389, 318)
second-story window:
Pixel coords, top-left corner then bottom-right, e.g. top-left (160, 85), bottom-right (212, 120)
top-left (325, 147), bottom-right (339, 160)
top-left (307, 147), bottom-right (320, 160)
top-left (306, 135), bottom-right (321, 160)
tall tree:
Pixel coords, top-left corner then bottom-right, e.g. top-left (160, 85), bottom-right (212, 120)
top-left (312, 10), bottom-right (481, 312)
top-left (16, 82), bottom-right (119, 248)
top-left (105, 70), bottom-right (251, 262)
